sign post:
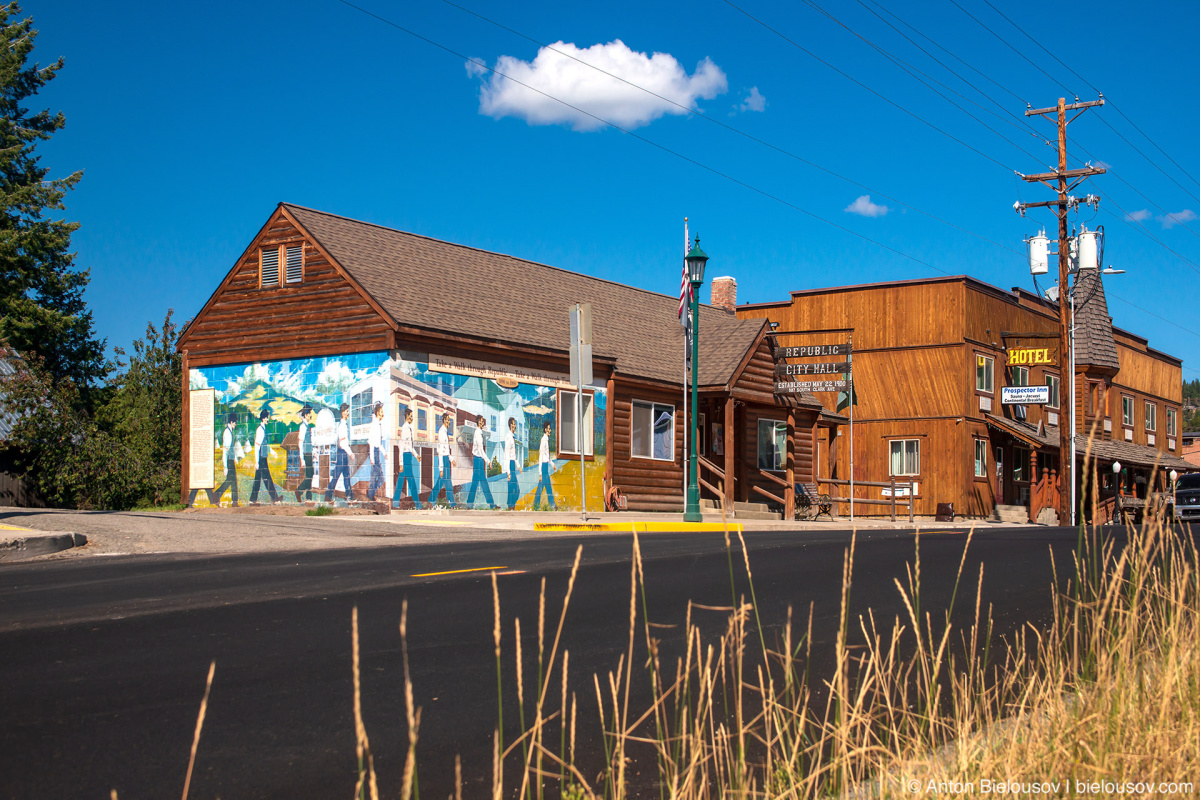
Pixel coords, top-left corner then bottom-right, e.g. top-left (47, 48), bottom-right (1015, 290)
top-left (569, 304), bottom-right (592, 520)
top-left (772, 336), bottom-right (854, 522)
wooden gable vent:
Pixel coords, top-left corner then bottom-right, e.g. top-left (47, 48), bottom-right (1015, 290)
top-left (261, 247), bottom-right (280, 286)
top-left (285, 244), bottom-right (302, 284)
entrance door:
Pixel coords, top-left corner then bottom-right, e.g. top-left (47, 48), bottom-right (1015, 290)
top-left (994, 445), bottom-right (1004, 503)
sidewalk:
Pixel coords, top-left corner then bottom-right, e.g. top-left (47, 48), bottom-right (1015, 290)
top-left (0, 506), bottom-right (1048, 562)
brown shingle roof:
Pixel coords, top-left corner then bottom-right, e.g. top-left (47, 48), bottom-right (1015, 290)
top-left (1072, 268), bottom-right (1120, 371)
top-left (285, 204), bottom-right (766, 386)
top-left (985, 414), bottom-right (1193, 471)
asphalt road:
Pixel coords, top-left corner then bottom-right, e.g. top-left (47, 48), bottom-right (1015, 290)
top-left (0, 523), bottom-right (1136, 800)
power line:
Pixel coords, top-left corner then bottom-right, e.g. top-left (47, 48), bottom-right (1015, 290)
top-left (718, 0), bottom-right (1020, 172)
top-left (1094, 115), bottom-right (1200, 207)
top-left (946, 0), bottom-right (1074, 97)
top-left (863, 0), bottom-right (1030, 108)
top-left (336, 0), bottom-right (955, 277)
top-left (1089, 181), bottom-right (1200, 276)
top-left (1108, 100), bottom-right (1200, 193)
top-left (436, 0), bottom-right (1024, 256)
top-left (795, 0), bottom-right (1050, 160)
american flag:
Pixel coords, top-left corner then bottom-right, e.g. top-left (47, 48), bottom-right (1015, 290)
top-left (678, 218), bottom-right (691, 325)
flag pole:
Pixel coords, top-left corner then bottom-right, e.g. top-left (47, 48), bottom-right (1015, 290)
top-left (682, 217), bottom-right (689, 507)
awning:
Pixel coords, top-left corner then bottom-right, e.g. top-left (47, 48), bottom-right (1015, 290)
top-left (985, 413), bottom-right (1195, 472)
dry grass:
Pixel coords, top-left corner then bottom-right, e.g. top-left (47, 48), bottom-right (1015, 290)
top-left (162, 472), bottom-right (1200, 800)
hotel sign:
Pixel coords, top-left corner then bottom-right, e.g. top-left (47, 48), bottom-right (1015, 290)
top-left (1007, 347), bottom-right (1054, 366)
top-left (1001, 385), bottom-right (1051, 405)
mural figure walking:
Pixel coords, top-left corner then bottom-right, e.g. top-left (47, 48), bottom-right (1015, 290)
top-left (466, 415), bottom-right (498, 509)
top-left (295, 404), bottom-right (314, 502)
top-left (534, 420), bottom-right (557, 510)
top-left (367, 401), bottom-right (388, 501)
top-left (394, 407), bottom-right (423, 509)
top-left (326, 403), bottom-right (354, 503)
top-left (500, 416), bottom-right (522, 510)
top-left (428, 411), bottom-right (455, 506)
top-left (249, 407), bottom-right (280, 504)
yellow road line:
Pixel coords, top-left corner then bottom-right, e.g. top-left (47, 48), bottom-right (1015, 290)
top-left (0, 523), bottom-right (33, 532)
top-left (915, 530), bottom-right (965, 535)
top-left (411, 566), bottom-right (508, 577)
top-left (533, 522), bottom-right (744, 533)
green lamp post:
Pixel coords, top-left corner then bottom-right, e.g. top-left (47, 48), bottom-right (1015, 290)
top-left (683, 237), bottom-right (709, 523)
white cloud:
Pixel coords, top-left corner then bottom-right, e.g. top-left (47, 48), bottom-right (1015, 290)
top-left (189, 370), bottom-right (209, 391)
top-left (1125, 209), bottom-right (1152, 223)
top-left (1160, 209), bottom-right (1196, 228)
top-left (465, 58), bottom-right (487, 79)
top-left (471, 40), bottom-right (727, 132)
top-left (737, 86), bottom-right (766, 113)
top-left (845, 195), bottom-right (889, 218)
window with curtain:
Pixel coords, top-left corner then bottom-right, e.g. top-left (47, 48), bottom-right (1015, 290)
top-left (757, 419), bottom-right (786, 471)
top-left (889, 439), bottom-right (920, 476)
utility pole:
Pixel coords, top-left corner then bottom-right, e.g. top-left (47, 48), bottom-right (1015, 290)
top-left (1015, 96), bottom-right (1105, 526)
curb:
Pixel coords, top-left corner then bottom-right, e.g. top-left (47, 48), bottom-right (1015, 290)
top-left (0, 532), bottom-right (88, 562)
top-left (534, 522), bottom-right (744, 533)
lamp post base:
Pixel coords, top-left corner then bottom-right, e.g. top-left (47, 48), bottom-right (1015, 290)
top-left (683, 484), bottom-right (703, 522)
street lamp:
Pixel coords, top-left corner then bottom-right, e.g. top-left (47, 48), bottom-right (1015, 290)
top-left (683, 237), bottom-right (709, 523)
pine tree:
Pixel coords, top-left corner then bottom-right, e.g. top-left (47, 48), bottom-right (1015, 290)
top-left (0, 2), bottom-right (103, 385)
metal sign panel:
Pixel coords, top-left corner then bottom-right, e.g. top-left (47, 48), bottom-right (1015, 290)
top-left (774, 379), bottom-right (850, 394)
top-left (569, 304), bottom-right (593, 386)
top-left (774, 343), bottom-right (851, 359)
top-left (1001, 385), bottom-right (1050, 405)
top-left (775, 360), bottom-right (851, 376)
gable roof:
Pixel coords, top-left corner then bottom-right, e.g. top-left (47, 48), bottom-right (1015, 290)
top-left (283, 204), bottom-right (767, 386)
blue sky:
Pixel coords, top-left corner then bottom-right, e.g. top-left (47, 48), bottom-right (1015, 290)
top-left (26, 0), bottom-right (1200, 379)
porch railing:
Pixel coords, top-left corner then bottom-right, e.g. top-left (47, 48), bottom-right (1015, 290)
top-left (818, 478), bottom-right (915, 522)
top-left (1029, 469), bottom-right (1059, 524)
top-left (698, 455), bottom-right (729, 507)
top-left (752, 468), bottom-right (788, 507)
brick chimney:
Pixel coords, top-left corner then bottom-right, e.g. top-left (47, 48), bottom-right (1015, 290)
top-left (711, 276), bottom-right (737, 313)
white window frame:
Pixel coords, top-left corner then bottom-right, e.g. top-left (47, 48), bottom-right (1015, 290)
top-left (1145, 401), bottom-right (1157, 432)
top-left (975, 354), bottom-right (994, 394)
top-left (757, 419), bottom-right (787, 471)
top-left (558, 390), bottom-right (595, 457)
top-left (974, 439), bottom-right (987, 478)
top-left (260, 246), bottom-right (280, 287)
top-left (1122, 395), bottom-right (1135, 427)
top-left (631, 399), bottom-right (674, 461)
top-left (889, 439), bottom-right (920, 477)
top-left (1168, 408), bottom-right (1177, 437)
top-left (1045, 373), bottom-right (1060, 409)
top-left (1011, 365), bottom-right (1029, 387)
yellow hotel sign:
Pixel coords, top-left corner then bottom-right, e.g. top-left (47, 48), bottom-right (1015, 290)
top-left (1007, 347), bottom-right (1054, 366)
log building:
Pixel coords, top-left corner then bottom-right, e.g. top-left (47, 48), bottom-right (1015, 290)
top-left (178, 204), bottom-right (841, 515)
top-left (738, 270), bottom-right (1193, 521)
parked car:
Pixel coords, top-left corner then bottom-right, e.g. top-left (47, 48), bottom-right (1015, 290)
top-left (1174, 473), bottom-right (1200, 522)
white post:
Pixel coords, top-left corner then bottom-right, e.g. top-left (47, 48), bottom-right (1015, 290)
top-left (578, 383), bottom-right (586, 521)
top-left (1070, 286), bottom-right (1076, 527)
top-left (849, 334), bottom-right (855, 523)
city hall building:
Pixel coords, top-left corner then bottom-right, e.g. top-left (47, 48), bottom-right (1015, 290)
top-left (738, 270), bottom-right (1193, 521)
top-left (178, 204), bottom-right (845, 515)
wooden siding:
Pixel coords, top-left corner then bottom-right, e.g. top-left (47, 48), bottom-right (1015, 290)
top-left (180, 210), bottom-right (394, 366)
top-left (611, 381), bottom-right (685, 512)
top-left (1115, 342), bottom-right (1181, 403)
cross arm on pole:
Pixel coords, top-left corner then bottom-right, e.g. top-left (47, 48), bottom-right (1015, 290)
top-left (1026, 98), bottom-right (1105, 117)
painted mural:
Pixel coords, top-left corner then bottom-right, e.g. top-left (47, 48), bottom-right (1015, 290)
top-left (187, 351), bottom-right (606, 511)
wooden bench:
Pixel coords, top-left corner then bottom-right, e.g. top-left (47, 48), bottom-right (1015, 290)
top-left (795, 483), bottom-right (833, 521)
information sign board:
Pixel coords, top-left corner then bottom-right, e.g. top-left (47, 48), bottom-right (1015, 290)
top-left (1001, 385), bottom-right (1050, 405)
top-left (773, 343), bottom-right (851, 359)
top-left (775, 360), bottom-right (851, 376)
top-left (774, 379), bottom-right (849, 394)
